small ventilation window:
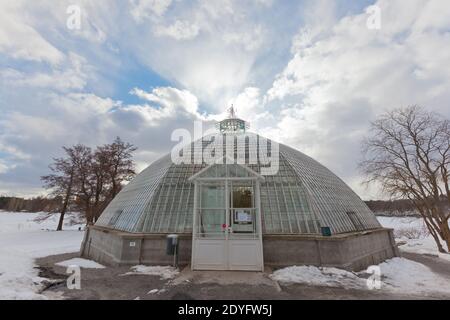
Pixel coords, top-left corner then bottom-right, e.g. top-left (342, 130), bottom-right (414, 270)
top-left (110, 209), bottom-right (123, 225)
top-left (346, 211), bottom-right (364, 231)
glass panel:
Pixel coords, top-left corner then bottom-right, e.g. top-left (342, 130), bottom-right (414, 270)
top-left (227, 164), bottom-right (237, 177)
top-left (217, 165), bottom-right (227, 177)
top-left (230, 182), bottom-right (255, 235)
top-left (198, 182), bottom-right (226, 238)
top-left (201, 184), bottom-right (225, 208)
top-left (235, 165), bottom-right (248, 177)
top-left (232, 186), bottom-right (253, 208)
top-left (199, 209), bottom-right (226, 235)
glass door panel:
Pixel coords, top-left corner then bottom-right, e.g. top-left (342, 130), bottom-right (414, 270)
top-left (199, 209), bottom-right (226, 236)
top-left (229, 182), bottom-right (256, 235)
top-left (196, 179), bottom-right (259, 239)
top-left (198, 182), bottom-right (226, 238)
top-left (201, 184), bottom-right (225, 208)
top-left (232, 186), bottom-right (253, 208)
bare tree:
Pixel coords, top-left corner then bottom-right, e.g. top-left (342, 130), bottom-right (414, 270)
top-left (42, 137), bottom-right (137, 227)
top-left (41, 150), bottom-right (76, 231)
top-left (360, 106), bottom-right (450, 252)
top-left (103, 137), bottom-right (137, 199)
top-left (69, 144), bottom-right (96, 224)
top-left (90, 146), bottom-right (114, 223)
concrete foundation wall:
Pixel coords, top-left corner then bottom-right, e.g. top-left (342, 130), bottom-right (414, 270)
top-left (81, 227), bottom-right (192, 267)
top-left (263, 229), bottom-right (399, 271)
top-left (81, 226), bottom-right (399, 271)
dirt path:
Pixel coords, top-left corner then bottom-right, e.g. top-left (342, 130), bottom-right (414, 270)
top-left (36, 252), bottom-right (450, 300)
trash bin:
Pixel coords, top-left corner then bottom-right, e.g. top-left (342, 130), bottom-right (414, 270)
top-left (166, 234), bottom-right (179, 255)
top-left (166, 234), bottom-right (179, 268)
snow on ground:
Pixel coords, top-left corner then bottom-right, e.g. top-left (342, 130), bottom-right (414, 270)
top-left (271, 265), bottom-right (366, 289)
top-left (0, 211), bottom-right (85, 299)
top-left (271, 258), bottom-right (450, 296)
top-left (379, 258), bottom-right (449, 294)
top-left (121, 265), bottom-right (179, 280)
top-left (55, 258), bottom-right (105, 269)
top-left (147, 289), bottom-right (159, 294)
top-left (0, 211), bottom-right (84, 233)
top-left (272, 216), bottom-right (450, 296)
top-left (377, 216), bottom-right (450, 262)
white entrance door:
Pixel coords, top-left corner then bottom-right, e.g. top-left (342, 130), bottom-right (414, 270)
top-left (191, 177), bottom-right (264, 271)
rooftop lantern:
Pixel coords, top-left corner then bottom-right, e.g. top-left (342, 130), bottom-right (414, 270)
top-left (216, 105), bottom-right (249, 133)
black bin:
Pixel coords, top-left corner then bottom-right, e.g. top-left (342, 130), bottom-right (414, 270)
top-left (166, 234), bottom-right (179, 255)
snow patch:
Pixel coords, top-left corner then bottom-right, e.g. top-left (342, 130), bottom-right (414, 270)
top-left (122, 265), bottom-right (179, 280)
top-left (147, 289), bottom-right (159, 294)
top-left (271, 265), bottom-right (366, 289)
top-left (0, 211), bottom-right (84, 299)
top-left (271, 258), bottom-right (450, 296)
top-left (56, 258), bottom-right (105, 269)
top-left (379, 257), bottom-right (450, 295)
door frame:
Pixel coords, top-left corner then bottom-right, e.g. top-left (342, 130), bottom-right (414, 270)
top-left (189, 164), bottom-right (264, 271)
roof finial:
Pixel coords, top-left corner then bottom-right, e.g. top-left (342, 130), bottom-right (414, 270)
top-left (216, 104), bottom-right (249, 133)
top-left (228, 104), bottom-right (236, 119)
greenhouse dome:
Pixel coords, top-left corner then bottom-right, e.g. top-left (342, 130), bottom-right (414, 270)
top-left (81, 111), bottom-right (398, 271)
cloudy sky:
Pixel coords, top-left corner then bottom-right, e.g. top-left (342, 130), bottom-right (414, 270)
top-left (1, 0), bottom-right (449, 199)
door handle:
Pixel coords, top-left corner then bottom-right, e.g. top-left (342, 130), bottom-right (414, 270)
top-left (222, 224), bottom-right (232, 233)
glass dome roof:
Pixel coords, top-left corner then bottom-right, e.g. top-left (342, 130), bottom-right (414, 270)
top-left (95, 132), bottom-right (381, 235)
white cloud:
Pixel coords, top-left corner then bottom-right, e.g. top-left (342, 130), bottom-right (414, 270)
top-left (154, 20), bottom-right (200, 40)
top-left (130, 86), bottom-right (200, 116)
top-left (1, 53), bottom-right (91, 92)
top-left (1, 0), bottom-right (450, 200)
top-left (125, 0), bottom-right (273, 109)
top-left (129, 0), bottom-right (172, 22)
top-left (0, 84), bottom-right (206, 195)
top-left (222, 26), bottom-right (265, 52)
top-left (0, 160), bottom-right (16, 175)
top-left (3, 113), bottom-right (67, 143)
top-left (228, 87), bottom-right (267, 126)
top-left (0, 1), bottom-right (64, 65)
top-left (261, 0), bottom-right (450, 198)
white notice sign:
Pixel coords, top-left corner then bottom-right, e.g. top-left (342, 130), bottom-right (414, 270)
top-left (237, 210), bottom-right (252, 222)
